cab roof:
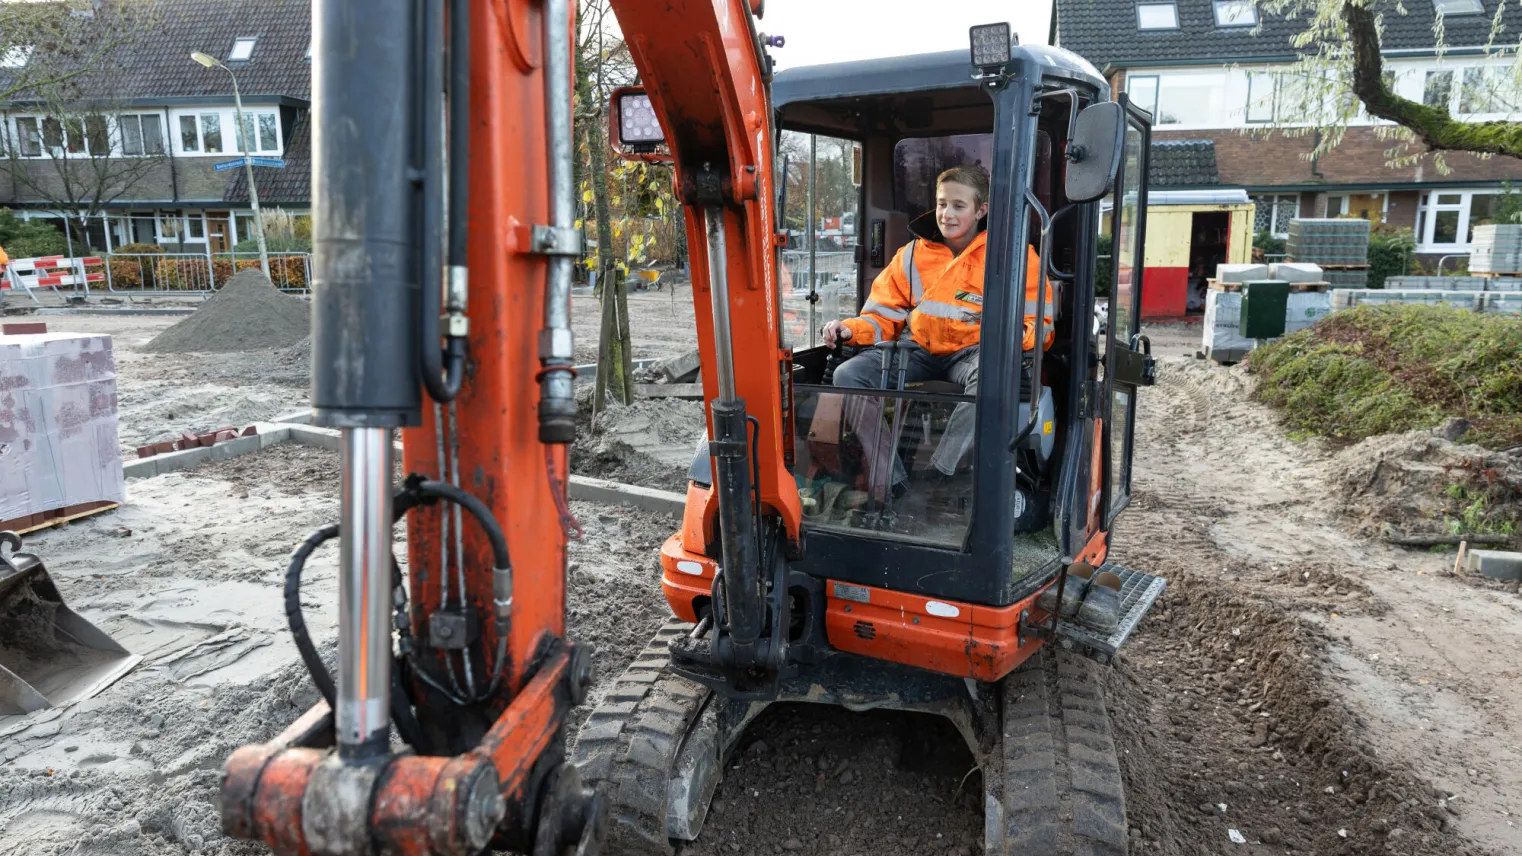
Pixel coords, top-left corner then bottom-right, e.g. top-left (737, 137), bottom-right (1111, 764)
top-left (771, 45), bottom-right (1107, 110)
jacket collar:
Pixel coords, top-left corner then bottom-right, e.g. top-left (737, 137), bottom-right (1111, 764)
top-left (908, 210), bottom-right (989, 257)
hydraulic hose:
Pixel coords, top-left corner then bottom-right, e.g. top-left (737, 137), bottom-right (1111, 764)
top-left (418, 0), bottom-right (465, 403)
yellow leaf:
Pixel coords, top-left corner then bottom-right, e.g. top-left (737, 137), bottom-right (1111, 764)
top-left (574, 219), bottom-right (584, 229)
top-left (582, 189), bottom-right (594, 203)
top-left (655, 198), bottom-right (666, 215)
top-left (612, 196), bottom-right (622, 207)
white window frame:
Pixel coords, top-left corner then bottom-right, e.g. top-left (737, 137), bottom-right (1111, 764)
top-left (1415, 190), bottom-right (1499, 251)
top-left (116, 113), bottom-right (165, 157)
top-left (170, 108), bottom-right (282, 156)
top-left (1433, 0), bottom-right (1484, 15)
top-left (1137, 3), bottom-right (1180, 30)
top-left (12, 114), bottom-right (115, 158)
top-left (1, 46), bottom-right (33, 69)
top-left (1213, 0), bottom-right (1258, 27)
top-left (1252, 194), bottom-right (1300, 238)
top-left (229, 37), bottom-right (257, 62)
top-left (1126, 74), bottom-right (1159, 117)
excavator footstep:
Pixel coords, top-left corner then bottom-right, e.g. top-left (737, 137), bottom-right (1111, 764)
top-left (1056, 562), bottom-right (1166, 660)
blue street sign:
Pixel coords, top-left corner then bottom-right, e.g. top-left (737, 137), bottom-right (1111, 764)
top-left (214, 158), bottom-right (247, 171)
top-left (249, 157), bottom-right (286, 168)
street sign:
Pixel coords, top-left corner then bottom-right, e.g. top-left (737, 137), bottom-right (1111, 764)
top-left (214, 158), bottom-right (247, 171)
top-left (249, 157), bottom-right (286, 168)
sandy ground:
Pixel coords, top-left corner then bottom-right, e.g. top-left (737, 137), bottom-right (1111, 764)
top-left (3, 299), bottom-right (1520, 856)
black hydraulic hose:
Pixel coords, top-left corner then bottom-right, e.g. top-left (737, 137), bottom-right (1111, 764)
top-left (447, 0), bottom-right (469, 272)
top-left (417, 480), bottom-right (509, 571)
top-left (418, 0), bottom-right (464, 403)
top-left (285, 523), bottom-right (340, 708)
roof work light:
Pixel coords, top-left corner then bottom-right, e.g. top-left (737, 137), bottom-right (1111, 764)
top-left (969, 22), bottom-right (1013, 73)
top-left (617, 91), bottom-right (664, 147)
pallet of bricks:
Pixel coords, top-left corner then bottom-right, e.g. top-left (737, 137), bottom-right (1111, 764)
top-left (1202, 262), bottom-right (1333, 362)
top-left (1286, 218), bottom-right (1370, 289)
top-left (1471, 224), bottom-right (1522, 278)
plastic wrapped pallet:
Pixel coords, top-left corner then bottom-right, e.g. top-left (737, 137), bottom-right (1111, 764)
top-left (1270, 262), bottom-right (1323, 283)
top-left (1285, 291), bottom-right (1332, 333)
top-left (1470, 224), bottom-right (1522, 275)
top-left (1215, 263), bottom-right (1268, 283)
top-left (0, 332), bottom-right (124, 528)
top-left (1331, 290), bottom-right (1482, 311)
top-left (1484, 293), bottom-right (1522, 315)
top-left (1203, 290), bottom-right (1253, 361)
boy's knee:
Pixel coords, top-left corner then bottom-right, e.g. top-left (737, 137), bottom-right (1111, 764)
top-left (832, 354), bottom-right (876, 389)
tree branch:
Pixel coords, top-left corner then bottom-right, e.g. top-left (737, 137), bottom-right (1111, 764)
top-left (1345, 1), bottom-right (1522, 159)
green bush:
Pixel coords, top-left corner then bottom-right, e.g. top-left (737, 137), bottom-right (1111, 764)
top-left (1249, 304), bottom-right (1522, 448)
top-left (1252, 229), bottom-right (1285, 259)
top-left (232, 235), bottom-right (311, 254)
top-left (1367, 226), bottom-right (1415, 289)
top-left (0, 209), bottom-right (69, 258)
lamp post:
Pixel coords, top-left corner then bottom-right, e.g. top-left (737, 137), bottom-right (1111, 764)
top-left (191, 50), bottom-right (269, 279)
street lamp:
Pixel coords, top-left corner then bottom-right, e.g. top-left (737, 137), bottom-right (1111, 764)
top-left (191, 50), bottom-right (270, 278)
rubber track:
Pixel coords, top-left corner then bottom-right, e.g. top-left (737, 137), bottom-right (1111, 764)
top-left (1000, 649), bottom-right (1128, 856)
top-left (571, 620), bottom-right (712, 856)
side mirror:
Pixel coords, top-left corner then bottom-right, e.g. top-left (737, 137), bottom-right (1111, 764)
top-left (1063, 101), bottom-right (1126, 204)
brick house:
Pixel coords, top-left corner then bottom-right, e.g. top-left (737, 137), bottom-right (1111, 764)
top-left (0, 0), bottom-right (310, 255)
top-left (1054, 0), bottom-right (1522, 263)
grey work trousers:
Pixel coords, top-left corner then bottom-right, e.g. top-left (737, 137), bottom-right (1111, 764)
top-left (831, 344), bottom-right (979, 499)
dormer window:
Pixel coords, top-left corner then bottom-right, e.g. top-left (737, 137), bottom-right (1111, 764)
top-left (1, 46), bottom-right (33, 68)
top-left (1213, 0), bottom-right (1258, 27)
top-left (229, 37), bottom-right (257, 62)
top-left (1433, 0), bottom-right (1484, 14)
top-left (1137, 2), bottom-right (1180, 30)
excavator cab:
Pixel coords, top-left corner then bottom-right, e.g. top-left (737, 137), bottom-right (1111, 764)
top-left (579, 14), bottom-right (1169, 856)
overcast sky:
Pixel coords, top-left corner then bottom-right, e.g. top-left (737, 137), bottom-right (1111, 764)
top-left (760, 0), bottom-right (1054, 71)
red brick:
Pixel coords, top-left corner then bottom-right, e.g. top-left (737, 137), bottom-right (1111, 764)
top-left (240, 426), bottom-right (258, 437)
top-left (137, 445), bottom-right (158, 458)
top-left (2, 322), bottom-right (47, 335)
top-left (215, 429), bottom-right (238, 442)
top-left (155, 441), bottom-right (176, 454)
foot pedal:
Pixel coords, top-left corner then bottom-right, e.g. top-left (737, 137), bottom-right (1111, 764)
top-left (1055, 562), bottom-right (1166, 662)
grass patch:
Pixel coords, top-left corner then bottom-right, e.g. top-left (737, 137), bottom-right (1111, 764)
top-left (1248, 305), bottom-right (1522, 449)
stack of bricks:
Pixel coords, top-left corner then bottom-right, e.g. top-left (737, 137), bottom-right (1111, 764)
top-left (136, 425), bottom-right (259, 458)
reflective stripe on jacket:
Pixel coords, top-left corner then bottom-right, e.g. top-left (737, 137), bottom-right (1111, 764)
top-left (841, 233), bottom-right (1054, 356)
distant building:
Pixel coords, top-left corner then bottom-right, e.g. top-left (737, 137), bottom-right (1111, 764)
top-left (1055, 0), bottom-right (1522, 261)
top-left (0, 0), bottom-right (310, 253)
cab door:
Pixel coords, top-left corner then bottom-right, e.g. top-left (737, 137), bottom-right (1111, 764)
top-left (1102, 100), bottom-right (1154, 524)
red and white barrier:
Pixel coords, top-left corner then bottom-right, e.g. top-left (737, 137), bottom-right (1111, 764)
top-left (1, 255), bottom-right (104, 301)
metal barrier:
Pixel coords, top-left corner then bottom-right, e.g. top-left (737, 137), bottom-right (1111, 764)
top-left (104, 252), bottom-right (312, 296)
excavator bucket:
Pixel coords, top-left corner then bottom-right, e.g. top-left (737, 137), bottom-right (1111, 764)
top-left (0, 531), bottom-right (140, 716)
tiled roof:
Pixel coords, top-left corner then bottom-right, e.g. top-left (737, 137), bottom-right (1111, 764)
top-left (1, 0), bottom-right (311, 104)
top-left (1056, 0), bottom-right (1522, 68)
top-left (224, 110), bottom-right (310, 204)
top-left (1149, 139), bottom-right (1219, 187)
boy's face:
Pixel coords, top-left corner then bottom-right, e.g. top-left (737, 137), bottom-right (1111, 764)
top-left (936, 180), bottom-right (988, 243)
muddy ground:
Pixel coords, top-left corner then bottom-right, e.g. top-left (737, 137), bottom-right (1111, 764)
top-left (2, 302), bottom-right (1520, 856)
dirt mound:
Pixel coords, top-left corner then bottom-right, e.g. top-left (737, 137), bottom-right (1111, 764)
top-left (569, 392), bottom-right (703, 491)
top-left (143, 270), bottom-right (310, 354)
top-left (570, 435), bottom-right (688, 492)
top-left (1106, 578), bottom-right (1485, 856)
top-left (1323, 426), bottom-right (1522, 540)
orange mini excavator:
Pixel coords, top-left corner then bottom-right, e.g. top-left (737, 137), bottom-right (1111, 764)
top-left (218, 1), bottom-right (1164, 855)
top-left (572, 4), bottom-right (1167, 856)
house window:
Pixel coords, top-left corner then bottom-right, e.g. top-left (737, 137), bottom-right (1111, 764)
top-left (234, 111), bottom-right (282, 154)
top-left (157, 214), bottom-right (182, 242)
top-left (1213, 0), bottom-right (1257, 27)
top-left (178, 112), bottom-right (228, 153)
top-left (1155, 72), bottom-right (1227, 126)
top-left (1459, 66), bottom-right (1518, 115)
top-left (229, 37), bottom-right (257, 62)
top-left (1252, 194), bottom-right (1299, 237)
top-left (1326, 195), bottom-right (1348, 217)
top-left (180, 116), bottom-right (198, 152)
top-left (1433, 0), bottom-right (1484, 14)
top-left (186, 215), bottom-right (206, 240)
top-left (14, 117), bottom-right (42, 157)
top-left (1137, 3), bottom-right (1179, 29)
top-left (1127, 75), bottom-right (1159, 116)
top-left (1416, 190), bottom-right (1497, 248)
top-left (1, 46), bottom-right (32, 68)
top-left (1423, 70), bottom-right (1455, 110)
top-left (1245, 71), bottom-right (1276, 122)
top-left (201, 114), bottom-right (223, 153)
top-left (118, 114), bottom-right (164, 156)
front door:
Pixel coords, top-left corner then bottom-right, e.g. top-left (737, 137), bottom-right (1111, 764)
top-left (206, 211), bottom-right (232, 254)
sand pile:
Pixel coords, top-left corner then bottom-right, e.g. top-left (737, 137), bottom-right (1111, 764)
top-left (1323, 423), bottom-right (1522, 539)
top-left (143, 270), bottom-right (310, 354)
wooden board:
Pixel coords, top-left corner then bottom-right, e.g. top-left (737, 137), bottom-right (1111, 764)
top-left (635, 383), bottom-right (704, 400)
top-left (1476, 271), bottom-right (1522, 278)
top-left (4, 501), bottom-right (120, 535)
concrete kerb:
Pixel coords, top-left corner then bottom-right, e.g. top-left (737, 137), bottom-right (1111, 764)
top-left (122, 421), bottom-right (687, 516)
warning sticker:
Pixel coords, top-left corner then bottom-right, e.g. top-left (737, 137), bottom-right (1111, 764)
top-left (832, 583), bottom-right (871, 603)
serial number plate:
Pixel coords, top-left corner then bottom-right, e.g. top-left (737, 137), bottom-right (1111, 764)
top-left (832, 583), bottom-right (870, 604)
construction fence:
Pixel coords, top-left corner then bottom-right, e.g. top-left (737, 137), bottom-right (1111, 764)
top-left (2, 251), bottom-right (311, 303)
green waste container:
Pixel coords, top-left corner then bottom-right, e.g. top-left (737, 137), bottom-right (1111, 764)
top-left (1241, 280), bottom-right (1289, 339)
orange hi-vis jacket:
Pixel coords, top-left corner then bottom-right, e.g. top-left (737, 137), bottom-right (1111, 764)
top-left (840, 232), bottom-right (1054, 356)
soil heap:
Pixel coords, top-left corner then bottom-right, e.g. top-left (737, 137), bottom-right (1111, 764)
top-left (143, 270), bottom-right (311, 354)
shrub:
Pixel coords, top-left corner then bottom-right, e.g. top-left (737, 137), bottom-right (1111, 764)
top-left (0, 209), bottom-right (69, 258)
top-left (1252, 229), bottom-right (1285, 260)
top-left (232, 235), bottom-right (311, 254)
top-left (1095, 232), bottom-right (1112, 297)
top-left (1366, 226), bottom-right (1415, 290)
top-left (1249, 304), bottom-right (1522, 448)
top-left (107, 243), bottom-right (166, 289)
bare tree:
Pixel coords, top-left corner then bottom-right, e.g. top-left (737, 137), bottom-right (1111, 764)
top-left (0, 1), bottom-right (160, 105)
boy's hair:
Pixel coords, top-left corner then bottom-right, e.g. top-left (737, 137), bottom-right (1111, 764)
top-left (937, 164), bottom-right (990, 207)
